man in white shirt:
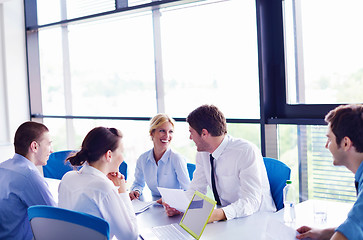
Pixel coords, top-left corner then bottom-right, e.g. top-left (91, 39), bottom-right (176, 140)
top-left (162, 104), bottom-right (276, 222)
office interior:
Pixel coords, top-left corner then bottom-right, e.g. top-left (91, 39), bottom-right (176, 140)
top-left (1, 0), bottom-right (362, 205)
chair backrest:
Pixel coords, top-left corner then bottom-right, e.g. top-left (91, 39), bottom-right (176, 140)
top-left (263, 157), bottom-right (291, 211)
top-left (28, 205), bottom-right (109, 240)
top-left (44, 150), bottom-right (128, 180)
top-left (120, 161), bottom-right (127, 180)
top-left (187, 163), bottom-right (196, 181)
top-left (43, 150), bottom-right (78, 180)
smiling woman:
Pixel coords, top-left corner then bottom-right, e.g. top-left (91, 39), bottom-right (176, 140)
top-left (129, 113), bottom-right (190, 199)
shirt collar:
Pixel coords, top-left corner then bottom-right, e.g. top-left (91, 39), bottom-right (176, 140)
top-left (147, 148), bottom-right (171, 163)
top-left (355, 161), bottom-right (363, 183)
top-left (211, 135), bottom-right (229, 160)
top-left (13, 153), bottom-right (39, 173)
top-left (80, 162), bottom-right (110, 182)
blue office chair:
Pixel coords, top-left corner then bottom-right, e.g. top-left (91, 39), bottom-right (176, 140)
top-left (44, 150), bottom-right (128, 180)
top-left (187, 163), bottom-right (196, 181)
top-left (28, 205), bottom-right (110, 240)
top-left (263, 157), bottom-right (291, 211)
top-left (120, 161), bottom-right (128, 180)
top-left (43, 150), bottom-right (78, 180)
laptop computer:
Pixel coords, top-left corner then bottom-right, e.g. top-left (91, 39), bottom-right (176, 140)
top-left (140, 191), bottom-right (216, 240)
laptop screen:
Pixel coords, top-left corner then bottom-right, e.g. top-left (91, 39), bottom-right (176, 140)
top-left (179, 191), bottom-right (216, 240)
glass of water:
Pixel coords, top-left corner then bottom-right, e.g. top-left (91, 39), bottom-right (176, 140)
top-left (314, 200), bottom-right (327, 225)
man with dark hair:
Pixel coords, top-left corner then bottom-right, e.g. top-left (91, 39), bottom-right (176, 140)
top-left (0, 121), bottom-right (56, 240)
top-left (162, 104), bottom-right (276, 222)
top-left (297, 104), bottom-right (363, 240)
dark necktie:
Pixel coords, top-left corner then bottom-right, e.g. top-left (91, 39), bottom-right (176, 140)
top-left (210, 154), bottom-right (221, 205)
top-left (355, 181), bottom-right (359, 196)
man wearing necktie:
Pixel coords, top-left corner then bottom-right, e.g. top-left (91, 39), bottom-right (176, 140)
top-left (297, 104), bottom-right (363, 240)
top-left (161, 104), bottom-right (276, 222)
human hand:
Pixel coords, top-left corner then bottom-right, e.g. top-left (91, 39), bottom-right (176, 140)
top-left (107, 172), bottom-right (126, 193)
top-left (156, 199), bottom-right (182, 217)
top-left (208, 208), bottom-right (226, 223)
top-left (296, 226), bottom-right (335, 240)
top-left (129, 190), bottom-right (140, 200)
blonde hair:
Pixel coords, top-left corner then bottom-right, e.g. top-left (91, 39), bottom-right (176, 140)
top-left (149, 113), bottom-right (175, 135)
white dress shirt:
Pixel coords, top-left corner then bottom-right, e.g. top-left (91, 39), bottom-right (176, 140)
top-left (131, 148), bottom-right (190, 197)
top-left (186, 135), bottom-right (276, 220)
top-left (58, 164), bottom-right (138, 240)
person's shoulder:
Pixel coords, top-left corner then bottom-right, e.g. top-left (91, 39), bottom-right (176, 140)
top-left (138, 149), bottom-right (153, 160)
top-left (61, 169), bottom-right (78, 180)
top-left (169, 149), bottom-right (187, 164)
top-left (226, 135), bottom-right (255, 149)
top-left (169, 149), bottom-right (184, 159)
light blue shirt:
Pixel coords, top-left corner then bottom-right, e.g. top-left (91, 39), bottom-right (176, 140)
top-left (0, 154), bottom-right (56, 240)
top-left (336, 161), bottom-right (363, 239)
top-left (131, 148), bottom-right (190, 197)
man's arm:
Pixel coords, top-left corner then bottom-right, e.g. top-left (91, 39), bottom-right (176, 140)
top-left (222, 151), bottom-right (266, 220)
top-left (296, 226), bottom-right (335, 240)
top-left (331, 232), bottom-right (348, 240)
top-left (208, 208), bottom-right (226, 223)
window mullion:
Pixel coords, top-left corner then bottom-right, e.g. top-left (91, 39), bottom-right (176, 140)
top-left (152, 5), bottom-right (165, 113)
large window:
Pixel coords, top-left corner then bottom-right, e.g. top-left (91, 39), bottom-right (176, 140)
top-left (160, 1), bottom-right (260, 118)
top-left (278, 125), bottom-right (356, 203)
top-left (30, 0), bottom-right (261, 188)
top-left (284, 0), bottom-right (363, 104)
top-left (26, 0), bottom-right (362, 203)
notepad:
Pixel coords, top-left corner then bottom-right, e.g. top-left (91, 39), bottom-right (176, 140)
top-left (131, 199), bottom-right (156, 214)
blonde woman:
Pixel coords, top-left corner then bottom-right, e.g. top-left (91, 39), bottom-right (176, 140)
top-left (129, 114), bottom-right (190, 199)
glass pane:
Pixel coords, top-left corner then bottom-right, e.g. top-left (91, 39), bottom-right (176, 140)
top-left (43, 118), bottom-right (68, 151)
top-left (37, 0), bottom-right (61, 25)
top-left (228, 123), bottom-right (261, 150)
top-left (278, 124), bottom-right (356, 202)
top-left (38, 27), bottom-right (66, 116)
top-left (129, 0), bottom-right (152, 7)
top-left (66, 0), bottom-right (115, 19)
top-left (46, 118), bottom-right (194, 187)
top-left (310, 126), bottom-right (355, 202)
top-left (284, 0), bottom-right (363, 104)
top-left (67, 13), bottom-right (156, 117)
top-left (278, 125), bottom-right (300, 195)
top-left (160, 0), bottom-right (260, 118)
top-left (38, 12), bottom-right (157, 117)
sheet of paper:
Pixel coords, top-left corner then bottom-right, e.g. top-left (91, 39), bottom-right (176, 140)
top-left (157, 187), bottom-right (190, 212)
top-left (131, 199), bottom-right (156, 214)
top-left (264, 219), bottom-right (298, 240)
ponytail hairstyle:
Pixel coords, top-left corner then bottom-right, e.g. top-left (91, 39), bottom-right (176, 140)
top-left (67, 127), bottom-right (123, 166)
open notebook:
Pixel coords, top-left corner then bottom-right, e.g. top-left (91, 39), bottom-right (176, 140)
top-left (140, 191), bottom-right (216, 240)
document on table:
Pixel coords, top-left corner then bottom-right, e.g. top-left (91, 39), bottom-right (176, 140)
top-left (131, 199), bottom-right (156, 214)
top-left (157, 187), bottom-right (190, 212)
top-left (264, 219), bottom-right (298, 240)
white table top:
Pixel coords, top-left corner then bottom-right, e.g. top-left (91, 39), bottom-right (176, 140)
top-left (137, 199), bottom-right (354, 240)
top-left (45, 178), bottom-right (354, 240)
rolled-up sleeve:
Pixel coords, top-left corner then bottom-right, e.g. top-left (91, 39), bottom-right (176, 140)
top-left (222, 149), bottom-right (263, 220)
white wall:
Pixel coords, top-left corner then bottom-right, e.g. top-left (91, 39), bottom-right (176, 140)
top-left (0, 0), bottom-right (29, 161)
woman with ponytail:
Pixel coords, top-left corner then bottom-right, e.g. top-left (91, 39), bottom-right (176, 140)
top-left (58, 127), bottom-right (138, 240)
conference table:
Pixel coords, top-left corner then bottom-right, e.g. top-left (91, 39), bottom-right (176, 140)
top-left (136, 197), bottom-right (353, 240)
top-left (45, 178), bottom-right (353, 240)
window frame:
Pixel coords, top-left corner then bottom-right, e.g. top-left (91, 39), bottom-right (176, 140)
top-left (24, 0), bottom-right (356, 202)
